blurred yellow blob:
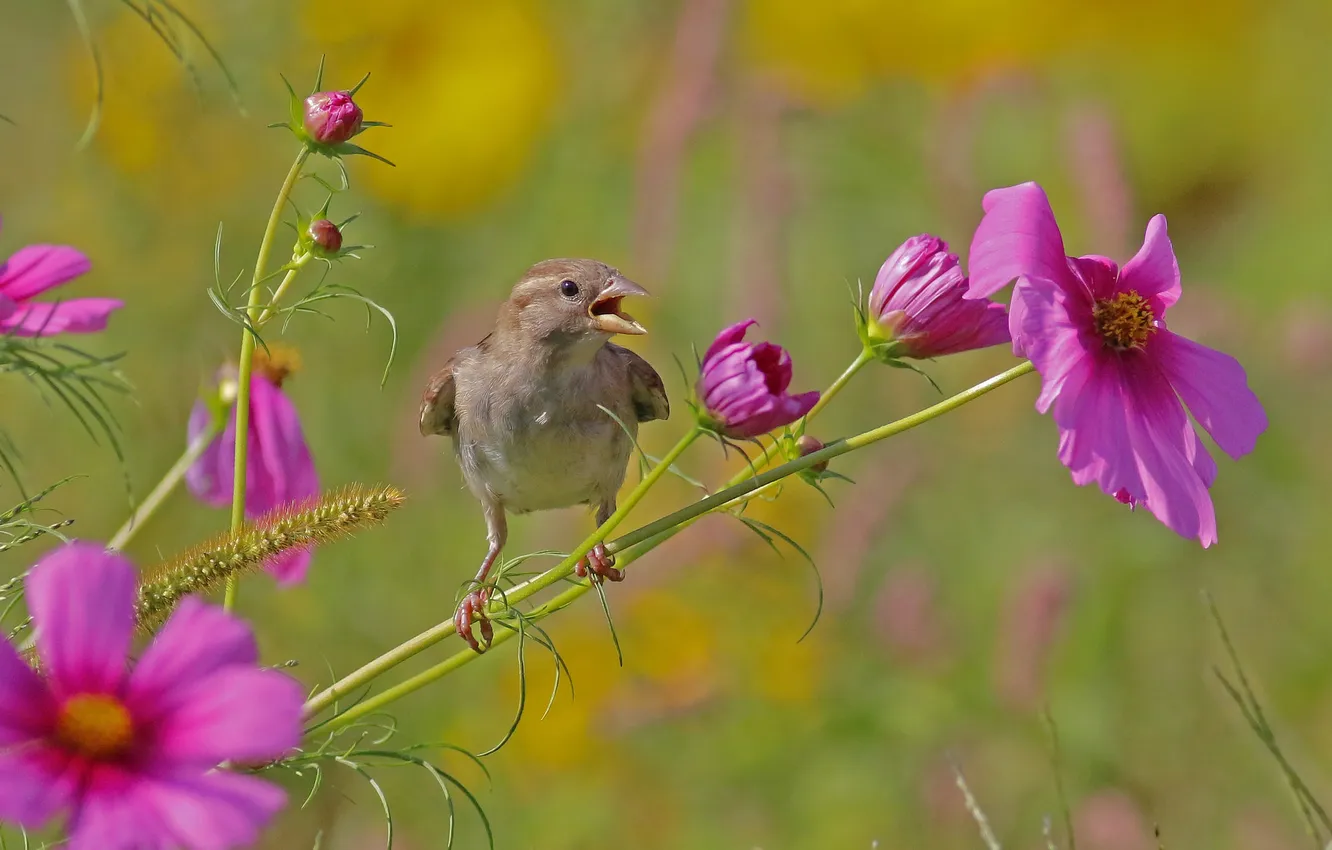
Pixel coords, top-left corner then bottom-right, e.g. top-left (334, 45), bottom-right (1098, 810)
top-left (303, 0), bottom-right (559, 219)
top-left (61, 5), bottom-right (250, 201)
top-left (742, 0), bottom-right (1251, 104)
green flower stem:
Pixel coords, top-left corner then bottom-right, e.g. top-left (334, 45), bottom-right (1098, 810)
top-left (301, 426), bottom-right (702, 720)
top-left (306, 360), bottom-right (1035, 729)
top-left (224, 148), bottom-right (309, 612)
top-left (255, 252), bottom-right (313, 327)
top-left (108, 412), bottom-right (227, 551)
top-left (802, 348), bottom-right (872, 424)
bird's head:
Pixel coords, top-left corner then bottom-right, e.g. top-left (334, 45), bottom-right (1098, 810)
top-left (501, 259), bottom-right (649, 349)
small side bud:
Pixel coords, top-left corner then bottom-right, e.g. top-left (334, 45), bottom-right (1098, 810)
top-left (309, 219), bottom-right (343, 255)
top-left (796, 434), bottom-right (828, 473)
top-left (303, 91), bottom-right (363, 145)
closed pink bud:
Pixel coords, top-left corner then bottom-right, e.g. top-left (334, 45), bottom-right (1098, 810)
top-left (309, 219), bottom-right (342, 254)
top-left (303, 91), bottom-right (363, 145)
top-left (795, 434), bottom-right (828, 473)
top-left (697, 319), bottom-right (819, 439)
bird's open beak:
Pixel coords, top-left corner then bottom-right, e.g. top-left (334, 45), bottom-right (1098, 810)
top-left (590, 275), bottom-right (649, 335)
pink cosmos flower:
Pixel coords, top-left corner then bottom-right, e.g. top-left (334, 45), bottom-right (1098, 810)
top-left (866, 234), bottom-right (1010, 359)
top-left (187, 356), bottom-right (319, 583)
top-left (0, 218), bottom-right (122, 336)
top-left (968, 182), bottom-right (1267, 545)
top-left (0, 542), bottom-right (303, 849)
top-left (698, 319), bottom-right (819, 438)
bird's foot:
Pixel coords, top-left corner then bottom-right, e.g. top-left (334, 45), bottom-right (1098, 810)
top-left (454, 587), bottom-right (495, 653)
top-left (574, 542), bottom-right (624, 583)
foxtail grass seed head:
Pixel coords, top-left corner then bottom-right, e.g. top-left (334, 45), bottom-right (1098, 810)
top-left (135, 484), bottom-right (405, 632)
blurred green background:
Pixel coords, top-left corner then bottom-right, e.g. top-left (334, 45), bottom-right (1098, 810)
top-left (3, 0), bottom-right (1331, 847)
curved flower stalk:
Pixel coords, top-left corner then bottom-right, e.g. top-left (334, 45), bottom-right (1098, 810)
top-left (221, 60), bottom-right (392, 610)
top-left (0, 543), bottom-right (303, 849)
top-left (968, 182), bottom-right (1267, 545)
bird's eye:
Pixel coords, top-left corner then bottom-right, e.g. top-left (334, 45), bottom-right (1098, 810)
top-left (559, 280), bottom-right (579, 298)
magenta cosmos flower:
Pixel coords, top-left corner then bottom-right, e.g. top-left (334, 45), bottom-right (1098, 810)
top-left (0, 542), bottom-right (303, 849)
top-left (187, 354), bottom-right (319, 584)
top-left (0, 218), bottom-right (122, 336)
top-left (967, 182), bottom-right (1267, 546)
top-left (303, 91), bottom-right (363, 146)
top-left (698, 319), bottom-right (819, 438)
top-left (865, 234), bottom-right (1010, 359)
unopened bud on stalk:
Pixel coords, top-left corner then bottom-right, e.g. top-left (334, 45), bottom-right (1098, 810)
top-left (309, 219), bottom-right (343, 255)
top-left (303, 91), bottom-right (363, 145)
top-left (795, 434), bottom-right (828, 473)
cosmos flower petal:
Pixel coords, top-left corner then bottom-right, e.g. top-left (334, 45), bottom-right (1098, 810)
top-left (0, 751), bottom-right (78, 829)
top-left (967, 182), bottom-right (1070, 300)
top-left (150, 667), bottom-right (303, 766)
top-left (27, 542), bottom-right (136, 696)
top-left (249, 377), bottom-right (319, 516)
top-left (185, 400), bottom-right (231, 508)
top-left (1123, 363), bottom-right (1217, 546)
top-left (1052, 357), bottom-right (1144, 498)
top-left (0, 244), bottom-right (91, 301)
top-left (127, 598), bottom-right (258, 719)
top-left (1118, 214), bottom-right (1181, 311)
top-left (1153, 330), bottom-right (1267, 459)
top-left (0, 638), bottom-right (56, 742)
top-left (0, 298), bottom-right (123, 337)
top-left (263, 546), bottom-right (314, 586)
top-left (141, 770), bottom-right (288, 850)
top-left (1013, 276), bottom-right (1089, 413)
top-left (703, 319), bottom-right (758, 363)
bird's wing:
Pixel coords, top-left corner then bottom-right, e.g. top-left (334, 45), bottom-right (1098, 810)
top-left (607, 343), bottom-right (670, 423)
top-left (419, 356), bottom-right (458, 436)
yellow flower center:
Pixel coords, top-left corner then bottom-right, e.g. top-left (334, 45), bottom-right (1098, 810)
top-left (253, 343), bottom-right (302, 388)
top-left (1092, 290), bottom-right (1156, 350)
top-left (54, 694), bottom-right (134, 760)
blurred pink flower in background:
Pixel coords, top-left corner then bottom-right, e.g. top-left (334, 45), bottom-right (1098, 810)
top-left (872, 564), bottom-right (949, 665)
top-left (865, 234), bottom-right (1009, 360)
top-left (994, 563), bottom-right (1072, 709)
top-left (968, 181), bottom-right (1267, 546)
top-left (0, 543), bottom-right (303, 849)
top-left (697, 319), bottom-right (819, 438)
top-left (187, 353), bottom-right (319, 584)
top-left (0, 218), bottom-right (122, 336)
top-left (1074, 789), bottom-right (1156, 850)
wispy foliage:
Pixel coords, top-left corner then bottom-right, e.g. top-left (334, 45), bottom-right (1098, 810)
top-left (0, 334), bottom-right (128, 461)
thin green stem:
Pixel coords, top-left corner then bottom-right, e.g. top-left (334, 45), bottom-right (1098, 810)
top-left (802, 348), bottom-right (871, 423)
top-left (301, 426), bottom-right (702, 719)
top-left (255, 252), bottom-right (313, 327)
top-left (108, 413), bottom-right (227, 551)
top-left (224, 148), bottom-right (309, 611)
top-left (305, 360), bottom-right (1035, 728)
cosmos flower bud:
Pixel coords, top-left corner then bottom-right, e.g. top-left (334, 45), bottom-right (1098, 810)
top-left (308, 219), bottom-right (343, 255)
top-left (303, 91), bottom-right (363, 145)
top-left (863, 234), bottom-right (1009, 360)
top-left (697, 319), bottom-right (819, 439)
top-left (795, 434), bottom-right (828, 473)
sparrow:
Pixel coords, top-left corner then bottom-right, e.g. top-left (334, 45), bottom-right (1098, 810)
top-left (419, 259), bottom-right (670, 652)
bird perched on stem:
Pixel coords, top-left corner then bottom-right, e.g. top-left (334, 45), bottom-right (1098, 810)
top-left (419, 259), bottom-right (670, 652)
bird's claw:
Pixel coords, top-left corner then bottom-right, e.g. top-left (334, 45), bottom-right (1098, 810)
top-left (454, 588), bottom-right (494, 653)
top-left (574, 542), bottom-right (624, 583)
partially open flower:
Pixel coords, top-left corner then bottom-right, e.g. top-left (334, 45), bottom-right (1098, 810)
top-left (697, 319), bottom-right (819, 439)
top-left (864, 234), bottom-right (1009, 360)
top-left (0, 542), bottom-right (303, 849)
top-left (186, 346), bottom-right (319, 584)
top-left (308, 219), bottom-right (343, 255)
top-left (303, 90), bottom-right (363, 146)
